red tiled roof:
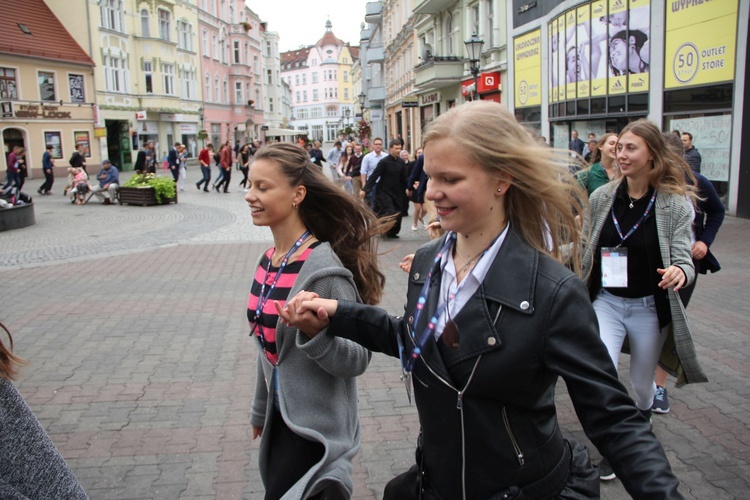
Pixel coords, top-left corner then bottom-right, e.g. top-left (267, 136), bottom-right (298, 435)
top-left (348, 46), bottom-right (360, 61)
top-left (281, 47), bottom-right (311, 65)
top-left (316, 30), bottom-right (343, 47)
top-left (0, 0), bottom-right (94, 65)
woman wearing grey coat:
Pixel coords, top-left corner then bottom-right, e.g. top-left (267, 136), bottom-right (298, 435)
top-left (246, 143), bottom-right (388, 499)
top-left (582, 120), bottom-right (707, 480)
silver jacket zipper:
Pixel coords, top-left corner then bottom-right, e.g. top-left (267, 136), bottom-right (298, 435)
top-left (502, 406), bottom-right (525, 466)
top-left (419, 352), bottom-right (483, 500)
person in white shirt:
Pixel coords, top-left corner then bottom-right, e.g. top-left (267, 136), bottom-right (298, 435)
top-left (359, 138), bottom-right (385, 208)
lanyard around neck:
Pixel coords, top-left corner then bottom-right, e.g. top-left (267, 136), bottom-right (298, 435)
top-left (610, 190), bottom-right (657, 248)
top-left (403, 230), bottom-right (500, 373)
top-left (253, 230), bottom-right (311, 354)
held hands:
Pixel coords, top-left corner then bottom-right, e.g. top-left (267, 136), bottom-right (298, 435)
top-left (657, 266), bottom-right (686, 291)
top-left (274, 290), bottom-right (340, 338)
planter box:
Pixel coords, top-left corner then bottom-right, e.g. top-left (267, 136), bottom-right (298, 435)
top-left (0, 202), bottom-right (35, 231)
top-left (119, 186), bottom-right (178, 206)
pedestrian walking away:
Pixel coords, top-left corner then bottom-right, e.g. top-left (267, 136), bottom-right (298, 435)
top-left (280, 101), bottom-right (683, 500)
top-left (245, 142), bottom-right (390, 499)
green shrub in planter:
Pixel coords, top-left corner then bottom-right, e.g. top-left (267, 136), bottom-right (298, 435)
top-left (123, 174), bottom-right (176, 204)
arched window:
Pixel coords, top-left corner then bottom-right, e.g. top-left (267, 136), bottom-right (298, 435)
top-left (205, 72), bottom-right (211, 102)
top-left (141, 9), bottom-right (150, 37)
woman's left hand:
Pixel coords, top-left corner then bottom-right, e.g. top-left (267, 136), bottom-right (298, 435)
top-left (657, 266), bottom-right (686, 291)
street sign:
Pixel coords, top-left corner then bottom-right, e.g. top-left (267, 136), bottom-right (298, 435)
top-left (402, 97), bottom-right (419, 108)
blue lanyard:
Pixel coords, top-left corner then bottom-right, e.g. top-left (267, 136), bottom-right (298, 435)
top-left (253, 230), bottom-right (311, 355)
top-left (402, 230), bottom-right (499, 373)
top-left (610, 190), bottom-right (657, 248)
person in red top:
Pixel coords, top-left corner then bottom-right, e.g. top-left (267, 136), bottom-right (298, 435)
top-left (215, 141), bottom-right (232, 193)
top-left (196, 143), bottom-right (213, 192)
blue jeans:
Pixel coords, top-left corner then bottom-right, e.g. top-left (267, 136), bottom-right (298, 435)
top-left (197, 166), bottom-right (211, 189)
top-left (593, 290), bottom-right (667, 411)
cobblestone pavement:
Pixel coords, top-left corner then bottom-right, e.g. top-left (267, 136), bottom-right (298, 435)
top-left (1, 174), bottom-right (749, 499)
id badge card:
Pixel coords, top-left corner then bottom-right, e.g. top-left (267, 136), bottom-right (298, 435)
top-left (601, 247), bottom-right (628, 288)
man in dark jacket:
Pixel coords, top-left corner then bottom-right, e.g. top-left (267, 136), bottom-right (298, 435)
top-left (569, 129), bottom-right (585, 156)
top-left (309, 140), bottom-right (326, 167)
top-left (168, 142), bottom-right (181, 182)
top-left (361, 139), bottom-right (408, 238)
top-left (681, 132), bottom-right (702, 173)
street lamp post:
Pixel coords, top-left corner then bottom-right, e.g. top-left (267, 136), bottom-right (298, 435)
top-left (358, 92), bottom-right (366, 115)
top-left (464, 33), bottom-right (484, 101)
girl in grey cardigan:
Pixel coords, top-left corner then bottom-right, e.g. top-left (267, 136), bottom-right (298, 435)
top-left (0, 322), bottom-right (88, 499)
top-left (245, 143), bottom-right (389, 500)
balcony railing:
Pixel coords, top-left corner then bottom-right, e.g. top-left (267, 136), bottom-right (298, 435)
top-left (414, 55), bottom-right (465, 90)
top-left (365, 1), bottom-right (383, 23)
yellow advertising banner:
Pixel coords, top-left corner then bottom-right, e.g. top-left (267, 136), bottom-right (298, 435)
top-left (557, 15), bottom-right (566, 101)
top-left (608, 0), bottom-right (627, 95)
top-left (590, 0), bottom-right (608, 96)
top-left (565, 10), bottom-right (578, 100)
top-left (550, 21), bottom-right (558, 103)
top-left (576, 5), bottom-right (591, 98)
top-left (514, 29), bottom-right (542, 108)
top-left (627, 0), bottom-right (650, 93)
top-left (664, 0), bottom-right (737, 89)
top-left (548, 26), bottom-right (554, 103)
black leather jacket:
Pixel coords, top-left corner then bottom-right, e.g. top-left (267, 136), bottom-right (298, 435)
top-left (329, 229), bottom-right (682, 499)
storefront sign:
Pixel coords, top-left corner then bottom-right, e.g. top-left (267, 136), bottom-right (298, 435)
top-left (180, 123), bottom-right (198, 134)
top-left (514, 30), bottom-right (541, 107)
top-left (135, 110), bottom-right (147, 120)
top-left (13, 105), bottom-right (71, 119)
top-left (421, 92), bottom-right (440, 105)
top-left (1, 101), bottom-right (12, 118)
top-left (94, 127), bottom-right (107, 138)
top-left (665, 0), bottom-right (737, 89)
top-left (402, 97), bottom-right (419, 108)
top-left (160, 113), bottom-right (198, 122)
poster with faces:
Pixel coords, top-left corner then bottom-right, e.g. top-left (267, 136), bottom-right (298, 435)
top-left (607, 0), bottom-right (628, 94)
top-left (628, 0), bottom-right (650, 92)
top-left (590, 0), bottom-right (608, 96)
top-left (576, 5), bottom-right (591, 98)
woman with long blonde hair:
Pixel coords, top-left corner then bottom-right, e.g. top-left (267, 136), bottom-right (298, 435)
top-left (278, 101), bottom-right (681, 499)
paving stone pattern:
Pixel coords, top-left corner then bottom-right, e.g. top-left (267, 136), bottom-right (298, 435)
top-left (1, 175), bottom-right (748, 499)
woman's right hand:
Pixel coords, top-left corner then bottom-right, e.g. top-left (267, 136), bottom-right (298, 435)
top-left (275, 291), bottom-right (339, 338)
top-left (252, 425), bottom-right (263, 439)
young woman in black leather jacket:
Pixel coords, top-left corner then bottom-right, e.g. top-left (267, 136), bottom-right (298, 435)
top-left (279, 101), bottom-right (683, 500)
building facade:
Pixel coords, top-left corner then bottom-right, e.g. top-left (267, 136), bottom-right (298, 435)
top-left (47, 0), bottom-right (204, 169)
top-left (360, 4), bottom-right (387, 141)
top-left (280, 21), bottom-right (357, 147)
top-left (383, 0), bottom-right (419, 152)
top-left (508, 0), bottom-right (749, 217)
top-left (1, 0), bottom-right (98, 177)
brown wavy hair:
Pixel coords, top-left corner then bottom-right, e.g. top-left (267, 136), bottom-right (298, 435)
top-left (422, 100), bottom-right (588, 276)
top-left (618, 120), bottom-right (696, 200)
top-left (253, 143), bottom-right (389, 304)
top-left (1, 321), bottom-right (26, 381)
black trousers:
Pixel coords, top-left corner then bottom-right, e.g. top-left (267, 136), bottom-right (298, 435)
top-left (239, 166), bottom-right (249, 188)
top-left (170, 165), bottom-right (180, 182)
top-left (39, 168), bottom-right (54, 193)
top-left (264, 409), bottom-right (324, 500)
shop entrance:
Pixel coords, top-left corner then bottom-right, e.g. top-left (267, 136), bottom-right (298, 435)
top-left (3, 128), bottom-right (26, 167)
top-left (105, 120), bottom-right (133, 171)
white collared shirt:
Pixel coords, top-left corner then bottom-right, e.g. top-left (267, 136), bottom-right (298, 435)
top-left (435, 225), bottom-right (510, 341)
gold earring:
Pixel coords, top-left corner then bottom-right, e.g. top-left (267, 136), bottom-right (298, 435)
top-left (292, 202), bottom-right (298, 209)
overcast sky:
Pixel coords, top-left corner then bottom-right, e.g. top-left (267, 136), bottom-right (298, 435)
top-left (249, 0), bottom-right (371, 52)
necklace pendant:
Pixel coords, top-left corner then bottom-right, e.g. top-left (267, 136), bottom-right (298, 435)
top-left (629, 201), bottom-right (634, 209)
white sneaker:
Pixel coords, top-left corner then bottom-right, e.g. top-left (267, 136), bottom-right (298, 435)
top-left (411, 224), bottom-right (418, 231)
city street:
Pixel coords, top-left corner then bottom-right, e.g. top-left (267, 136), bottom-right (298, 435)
top-left (1, 173), bottom-right (749, 499)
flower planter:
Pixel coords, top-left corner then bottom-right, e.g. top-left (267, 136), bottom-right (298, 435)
top-left (0, 202), bottom-right (35, 231)
top-left (118, 186), bottom-right (178, 206)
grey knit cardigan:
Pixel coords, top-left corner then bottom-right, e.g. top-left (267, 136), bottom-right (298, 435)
top-left (0, 378), bottom-right (88, 499)
top-left (250, 242), bottom-right (371, 500)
